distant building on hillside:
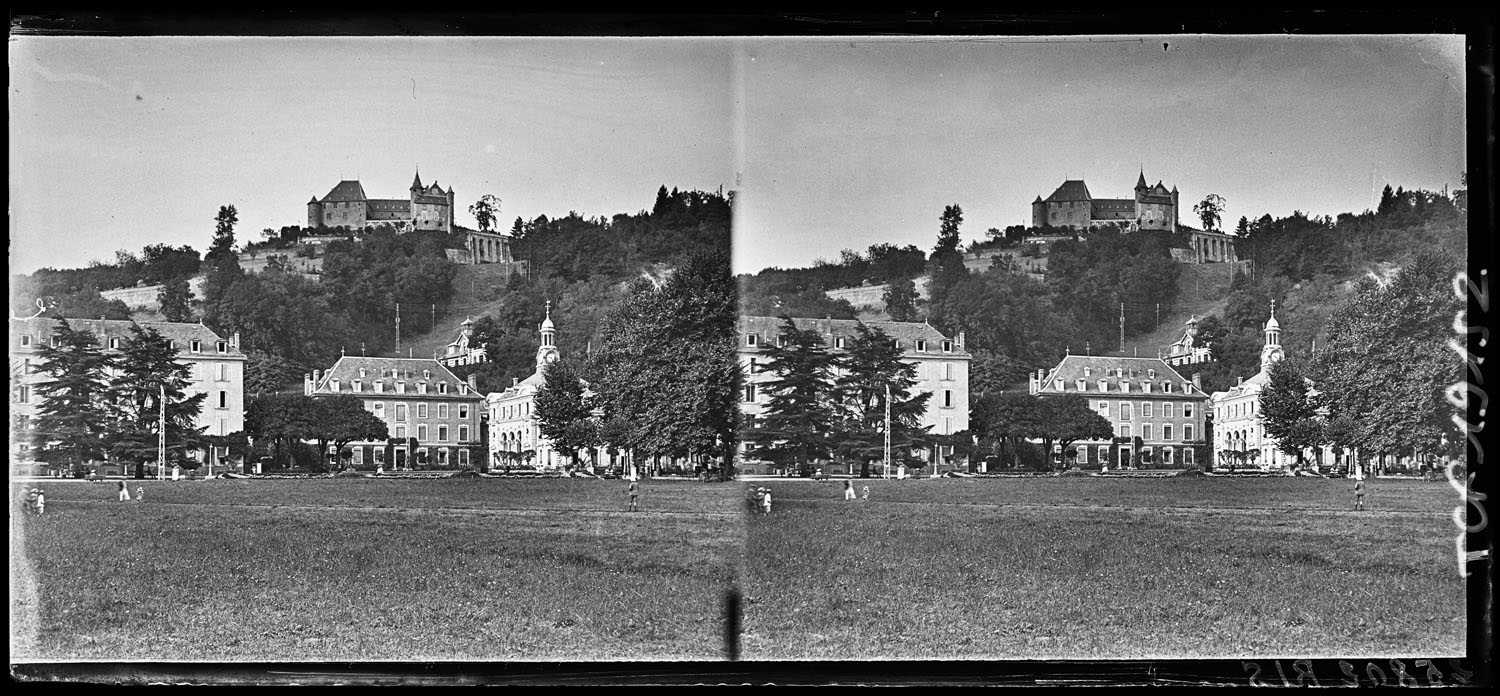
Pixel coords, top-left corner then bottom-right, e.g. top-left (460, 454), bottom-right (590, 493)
top-left (1030, 353), bottom-right (1211, 469)
top-left (439, 316), bottom-right (488, 369)
top-left (1162, 315), bottom-right (1212, 367)
top-left (304, 355), bottom-right (484, 470)
top-left (10, 317), bottom-right (247, 475)
top-left (736, 315), bottom-right (971, 475)
top-left (307, 169), bottom-right (454, 233)
top-left (1032, 170), bottom-right (1180, 232)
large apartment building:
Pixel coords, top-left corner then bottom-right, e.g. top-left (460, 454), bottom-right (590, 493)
top-left (304, 356), bottom-right (484, 470)
top-left (9, 317), bottom-right (247, 473)
top-left (737, 315), bottom-right (971, 474)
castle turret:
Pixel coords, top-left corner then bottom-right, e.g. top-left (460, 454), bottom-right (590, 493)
top-left (1135, 169), bottom-right (1148, 192)
top-left (307, 196), bottom-right (323, 228)
top-left (1170, 185), bottom-right (1180, 232)
top-left (446, 185), bottom-right (455, 233)
top-left (1031, 195), bottom-right (1046, 228)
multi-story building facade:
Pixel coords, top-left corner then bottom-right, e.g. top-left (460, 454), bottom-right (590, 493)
top-left (304, 355), bottom-right (484, 470)
top-left (438, 316), bottom-right (488, 369)
top-left (307, 170), bottom-right (454, 233)
top-left (1209, 301), bottom-right (1334, 471)
top-left (736, 316), bottom-right (972, 474)
top-left (1030, 354), bottom-right (1211, 468)
top-left (487, 302), bottom-right (601, 471)
top-left (9, 317), bottom-right (247, 473)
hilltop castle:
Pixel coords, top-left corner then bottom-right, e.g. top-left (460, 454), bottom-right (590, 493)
top-left (308, 169), bottom-right (454, 233)
top-left (1032, 170), bottom-right (1179, 232)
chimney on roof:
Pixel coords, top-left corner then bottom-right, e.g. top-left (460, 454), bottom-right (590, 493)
top-left (512, 377), bottom-right (520, 387)
top-left (1193, 373), bottom-right (1202, 390)
top-left (467, 373), bottom-right (478, 392)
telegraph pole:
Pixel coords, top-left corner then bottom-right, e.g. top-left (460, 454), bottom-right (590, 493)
top-left (884, 383), bottom-right (892, 480)
top-left (158, 384), bottom-right (166, 481)
top-left (395, 302), bottom-right (402, 354)
top-left (1119, 302), bottom-right (1125, 354)
top-left (431, 304), bottom-right (436, 333)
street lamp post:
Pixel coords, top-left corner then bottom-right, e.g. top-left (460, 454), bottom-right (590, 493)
top-left (883, 384), bottom-right (891, 480)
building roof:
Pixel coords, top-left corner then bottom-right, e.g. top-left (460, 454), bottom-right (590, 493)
top-left (10, 317), bottom-right (246, 359)
top-left (1037, 354), bottom-right (1208, 399)
top-left (367, 199), bottom-right (412, 212)
top-left (1044, 180), bottom-right (1092, 202)
top-left (311, 356), bottom-right (480, 400)
top-left (738, 315), bottom-right (969, 357)
top-left (320, 180), bottom-right (368, 203)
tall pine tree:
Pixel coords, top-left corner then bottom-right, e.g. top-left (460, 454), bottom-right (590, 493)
top-left (111, 324), bottom-right (207, 478)
top-left (30, 320), bottom-right (117, 475)
top-left (833, 323), bottom-right (931, 476)
top-left (742, 316), bottom-right (839, 475)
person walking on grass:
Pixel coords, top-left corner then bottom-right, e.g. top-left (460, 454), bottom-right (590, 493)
top-left (627, 479), bottom-right (640, 512)
top-left (861, 485), bottom-right (870, 501)
top-left (1354, 476), bottom-right (1366, 511)
top-left (136, 487), bottom-right (144, 503)
top-left (117, 480), bottom-right (131, 502)
top-left (760, 487), bottom-right (772, 514)
top-left (844, 479), bottom-right (856, 501)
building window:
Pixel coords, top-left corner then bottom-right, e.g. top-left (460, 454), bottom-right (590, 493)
top-left (916, 339), bottom-right (926, 351)
top-left (438, 425), bottom-right (449, 441)
top-left (395, 426), bottom-right (406, 439)
top-left (17, 386), bottom-right (28, 404)
top-left (1164, 382), bottom-right (1173, 393)
top-left (942, 340), bottom-right (953, 353)
top-left (439, 404), bottom-right (449, 419)
top-left (439, 383), bottom-right (448, 394)
top-left (20, 335), bottom-right (31, 347)
top-left (1148, 369), bottom-right (1156, 379)
top-left (1141, 382), bottom-right (1151, 393)
top-left (745, 334), bottom-right (757, 347)
top-left (776, 335), bottom-right (786, 348)
top-left (396, 404), bottom-right (408, 422)
top-left (330, 379), bottom-right (340, 392)
top-left (1184, 449), bottom-right (1194, 465)
top-left (1184, 425), bottom-right (1194, 441)
top-left (109, 337), bottom-right (120, 349)
top-left (418, 382), bottom-right (428, 394)
top-left (1119, 402), bottom-right (1132, 420)
top-left (835, 337), bottom-right (847, 349)
top-left (217, 341), bottom-right (228, 353)
top-left (217, 417), bottom-right (227, 436)
top-left (1143, 424), bottom-right (1152, 441)
top-left (218, 391), bottom-right (227, 409)
top-left (459, 404), bottom-right (469, 419)
top-left (418, 424), bottom-right (428, 441)
top-left (1164, 403), bottom-right (1174, 418)
top-left (1053, 379), bottom-right (1063, 390)
top-left (374, 402), bottom-right (384, 419)
top-left (218, 363), bottom-right (229, 382)
top-left (892, 339), bottom-right (901, 350)
top-left (352, 379), bottom-right (362, 392)
top-left (418, 403), bottom-right (428, 418)
top-left (1164, 424), bottom-right (1173, 441)
top-left (459, 425), bottom-right (469, 442)
top-left (397, 382), bottom-right (407, 394)
top-left (191, 340), bottom-right (201, 353)
top-left (376, 381), bottom-right (384, 393)
top-left (1121, 424), bottom-right (1132, 438)
top-left (943, 390), bottom-right (953, 408)
top-left (459, 449), bottom-right (470, 467)
top-left (1184, 405), bottom-right (1193, 418)
top-left (1098, 380), bottom-right (1108, 392)
top-left (1142, 402), bottom-right (1152, 418)
top-left (743, 384), bottom-right (756, 402)
top-left (1097, 401), bottom-right (1108, 417)
top-left (1098, 446), bottom-right (1109, 463)
top-left (1076, 379), bottom-right (1087, 391)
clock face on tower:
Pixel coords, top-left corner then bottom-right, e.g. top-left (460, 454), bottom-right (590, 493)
top-left (538, 346), bottom-right (559, 366)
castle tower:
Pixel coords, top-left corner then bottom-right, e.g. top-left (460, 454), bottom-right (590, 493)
top-left (1031, 195), bottom-right (1046, 228)
top-left (1260, 300), bottom-right (1284, 370)
top-left (307, 196), bottom-right (323, 229)
top-left (446, 185), bottom-right (455, 233)
top-left (1170, 185), bottom-right (1180, 232)
top-left (536, 300), bottom-right (560, 371)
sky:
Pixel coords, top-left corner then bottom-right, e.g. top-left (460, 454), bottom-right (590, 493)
top-left (732, 34), bottom-right (1467, 274)
top-left (9, 34), bottom-right (1468, 278)
top-left (8, 37), bottom-right (735, 274)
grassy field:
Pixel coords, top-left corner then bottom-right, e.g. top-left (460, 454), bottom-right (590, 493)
top-left (741, 477), bottom-right (1466, 660)
top-left (10, 478), bottom-right (743, 662)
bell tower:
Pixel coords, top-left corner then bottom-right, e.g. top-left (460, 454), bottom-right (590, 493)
top-left (536, 301), bottom-right (560, 371)
top-left (1260, 300), bottom-right (1284, 370)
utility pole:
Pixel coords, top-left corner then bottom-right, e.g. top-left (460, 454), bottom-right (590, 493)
top-left (395, 302), bottom-right (402, 354)
top-left (158, 384), bottom-right (166, 481)
top-left (1156, 303), bottom-right (1161, 327)
top-left (884, 383), bottom-right (892, 480)
top-left (431, 303), bottom-right (436, 333)
top-left (1119, 302), bottom-right (1125, 354)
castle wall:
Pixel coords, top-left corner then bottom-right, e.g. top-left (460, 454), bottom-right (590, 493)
top-left (319, 201), bottom-right (368, 228)
top-left (1044, 200), bottom-right (1092, 229)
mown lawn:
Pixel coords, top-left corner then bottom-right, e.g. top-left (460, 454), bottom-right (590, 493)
top-left (11, 478), bottom-right (743, 662)
top-left (741, 477), bottom-right (1466, 660)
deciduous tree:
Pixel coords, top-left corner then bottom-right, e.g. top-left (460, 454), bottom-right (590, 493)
top-left (1194, 194), bottom-right (1225, 231)
top-left (1258, 357), bottom-right (1324, 467)
top-left (534, 357), bottom-right (596, 468)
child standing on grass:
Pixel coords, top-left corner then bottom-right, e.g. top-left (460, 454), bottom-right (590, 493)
top-left (1354, 477), bottom-right (1366, 511)
top-left (760, 487), bottom-right (772, 514)
top-left (136, 487), bottom-right (144, 503)
top-left (844, 479), bottom-right (856, 501)
top-left (627, 479), bottom-right (639, 512)
top-left (861, 485), bottom-right (870, 501)
top-left (117, 480), bottom-right (131, 502)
